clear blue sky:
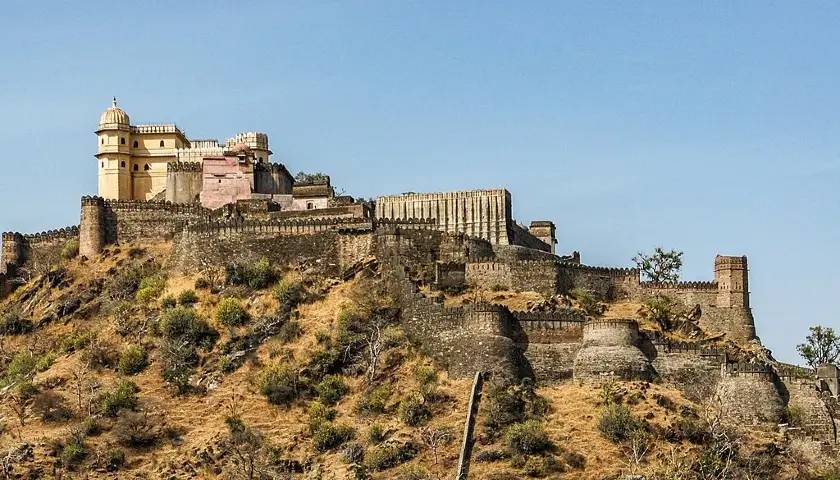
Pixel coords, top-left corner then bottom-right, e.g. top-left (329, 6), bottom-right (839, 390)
top-left (1, 1), bottom-right (838, 364)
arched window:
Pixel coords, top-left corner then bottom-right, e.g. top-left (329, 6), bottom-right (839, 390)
top-left (159, 140), bottom-right (165, 147)
top-left (121, 161), bottom-right (126, 168)
top-left (120, 137), bottom-right (125, 145)
top-left (133, 164), bottom-right (138, 171)
top-left (306, 202), bottom-right (315, 210)
top-left (133, 140), bottom-right (138, 148)
top-left (144, 164), bottom-right (150, 171)
top-left (100, 161), bottom-right (104, 168)
top-left (100, 138), bottom-right (104, 145)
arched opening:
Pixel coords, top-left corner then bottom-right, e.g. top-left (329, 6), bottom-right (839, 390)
top-left (306, 202), bottom-right (315, 210)
top-left (121, 161), bottom-right (125, 168)
top-left (133, 164), bottom-right (138, 172)
top-left (100, 138), bottom-right (104, 145)
top-left (144, 164), bottom-right (150, 171)
top-left (159, 140), bottom-right (165, 147)
top-left (120, 137), bottom-right (125, 145)
top-left (133, 140), bottom-right (138, 148)
top-left (100, 161), bottom-right (104, 168)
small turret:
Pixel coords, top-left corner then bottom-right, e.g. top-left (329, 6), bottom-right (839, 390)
top-left (95, 98), bottom-right (132, 200)
top-left (715, 255), bottom-right (749, 308)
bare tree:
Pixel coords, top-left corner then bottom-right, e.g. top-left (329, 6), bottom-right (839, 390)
top-left (420, 427), bottom-right (453, 465)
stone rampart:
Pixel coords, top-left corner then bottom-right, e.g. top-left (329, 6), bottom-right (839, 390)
top-left (717, 363), bottom-right (785, 424)
top-left (783, 378), bottom-right (837, 443)
top-left (2, 226), bottom-right (79, 274)
top-left (573, 319), bottom-right (654, 381)
top-left (558, 262), bottom-right (639, 300)
top-left (166, 162), bottom-right (203, 204)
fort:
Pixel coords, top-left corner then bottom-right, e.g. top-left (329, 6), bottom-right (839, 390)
top-left (2, 100), bottom-right (839, 447)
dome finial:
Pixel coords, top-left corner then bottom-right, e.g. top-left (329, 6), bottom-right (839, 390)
top-left (112, 97), bottom-right (117, 107)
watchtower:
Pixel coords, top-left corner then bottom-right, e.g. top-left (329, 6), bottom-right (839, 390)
top-left (95, 98), bottom-right (132, 200)
top-left (715, 255), bottom-right (749, 308)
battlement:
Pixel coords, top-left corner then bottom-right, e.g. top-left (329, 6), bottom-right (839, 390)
top-left (558, 261), bottom-right (639, 278)
top-left (584, 318), bottom-right (639, 331)
top-left (640, 280), bottom-right (718, 290)
top-left (512, 309), bottom-right (586, 331)
top-left (188, 139), bottom-right (221, 149)
top-left (254, 162), bottom-right (292, 175)
top-left (183, 217), bottom-right (374, 236)
top-left (103, 198), bottom-right (211, 214)
top-left (715, 255), bottom-right (748, 268)
top-left (724, 361), bottom-right (776, 380)
top-left (225, 132), bottom-right (269, 150)
top-left (22, 226), bottom-right (79, 243)
top-left (131, 124), bottom-right (185, 135)
top-left (377, 188), bottom-right (509, 202)
top-left (167, 161), bottom-right (202, 172)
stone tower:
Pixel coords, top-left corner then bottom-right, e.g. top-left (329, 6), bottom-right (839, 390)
top-left (225, 132), bottom-right (271, 164)
top-left (715, 255), bottom-right (749, 308)
top-left (95, 98), bottom-right (132, 200)
top-left (79, 196), bottom-right (105, 258)
top-left (528, 221), bottom-right (556, 253)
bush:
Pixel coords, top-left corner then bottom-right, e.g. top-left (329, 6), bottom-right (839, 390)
top-left (312, 422), bottom-right (355, 452)
top-left (118, 344), bottom-right (148, 375)
top-left (522, 455), bottom-right (559, 477)
top-left (316, 375), bottom-right (349, 405)
top-left (81, 339), bottom-right (117, 369)
top-left (107, 263), bottom-right (153, 301)
top-left (60, 330), bottom-right (94, 353)
top-left (342, 441), bottom-right (365, 464)
top-left (398, 393), bottom-right (431, 426)
top-left (99, 380), bottom-right (139, 417)
top-left (160, 295), bottom-right (177, 309)
top-left (81, 417), bottom-right (103, 436)
top-left (356, 385), bottom-right (391, 415)
top-left (258, 365), bottom-right (302, 405)
top-left (273, 279), bottom-right (304, 309)
top-left (563, 451), bottom-right (586, 469)
top-left (60, 440), bottom-right (87, 467)
top-left (570, 287), bottom-right (604, 317)
top-left (276, 320), bottom-right (301, 343)
top-left (135, 275), bottom-right (167, 303)
top-left (159, 306), bottom-right (218, 348)
top-left (35, 351), bottom-right (57, 372)
top-left (368, 423), bottom-right (386, 444)
top-left (475, 449), bottom-right (508, 463)
top-left (177, 290), bottom-right (198, 305)
top-left (598, 403), bottom-right (645, 443)
top-left (61, 239), bottom-right (80, 259)
top-left (103, 448), bottom-right (126, 471)
top-left (0, 310), bottom-right (33, 335)
top-left (247, 258), bottom-right (274, 289)
top-left (216, 298), bottom-right (249, 327)
top-left (194, 277), bottom-right (210, 290)
top-left (160, 339), bottom-right (197, 394)
top-left (307, 402), bottom-right (337, 433)
top-left (671, 415), bottom-right (709, 444)
top-left (504, 420), bottom-right (552, 454)
top-left (113, 411), bottom-right (158, 447)
top-left (364, 442), bottom-right (418, 471)
top-left (4, 352), bottom-right (37, 382)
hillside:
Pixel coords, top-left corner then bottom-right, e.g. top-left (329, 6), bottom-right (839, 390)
top-left (0, 241), bottom-right (836, 479)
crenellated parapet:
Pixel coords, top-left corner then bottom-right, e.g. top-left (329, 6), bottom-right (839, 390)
top-left (167, 161), bottom-right (202, 172)
top-left (22, 226), bottom-right (79, 244)
top-left (183, 217), bottom-right (374, 238)
top-left (640, 280), bottom-right (718, 290)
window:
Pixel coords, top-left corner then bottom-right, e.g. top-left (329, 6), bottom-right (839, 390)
top-left (133, 140), bottom-right (138, 148)
top-left (144, 164), bottom-right (150, 171)
top-left (306, 202), bottom-right (315, 210)
top-left (100, 138), bottom-right (104, 145)
top-left (121, 161), bottom-right (125, 167)
top-left (100, 161), bottom-right (104, 168)
top-left (120, 137), bottom-right (125, 145)
top-left (133, 164), bottom-right (138, 171)
top-left (159, 140), bottom-right (165, 147)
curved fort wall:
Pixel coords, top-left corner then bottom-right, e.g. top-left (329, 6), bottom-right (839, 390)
top-left (716, 363), bottom-right (785, 425)
top-left (573, 319), bottom-right (654, 381)
top-left (2, 227), bottom-right (80, 274)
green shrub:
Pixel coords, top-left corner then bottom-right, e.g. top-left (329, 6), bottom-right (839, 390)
top-left (118, 345), bottom-right (148, 375)
top-left (60, 440), bottom-right (86, 467)
top-left (522, 455), bottom-right (558, 477)
top-left (215, 298), bottom-right (249, 326)
top-left (276, 320), bottom-right (301, 343)
top-left (273, 279), bottom-right (304, 309)
top-left (247, 258), bottom-right (274, 289)
top-left (316, 375), bottom-right (349, 405)
top-left (398, 393), bottom-right (431, 427)
top-left (60, 330), bottom-right (94, 353)
top-left (4, 352), bottom-right (37, 382)
top-left (307, 402), bottom-right (337, 433)
top-left (107, 263), bottom-right (154, 301)
top-left (81, 417), bottom-right (103, 436)
top-left (194, 277), bottom-right (210, 290)
top-left (356, 385), bottom-right (391, 415)
top-left (177, 290), bottom-right (198, 305)
top-left (103, 448), bottom-right (125, 471)
top-left (312, 422), bottom-right (355, 452)
top-left (99, 380), bottom-right (139, 417)
top-left (258, 365), bottom-right (302, 405)
top-left (160, 295), bottom-right (177, 308)
top-left (61, 239), bottom-right (80, 259)
top-left (598, 403), bottom-right (645, 443)
top-left (160, 339), bottom-right (197, 394)
top-left (570, 287), bottom-right (603, 317)
top-left (35, 351), bottom-right (57, 372)
top-left (14, 380), bottom-right (39, 401)
top-left (368, 423), bottom-right (386, 444)
top-left (135, 275), bottom-right (167, 303)
top-left (159, 306), bottom-right (218, 348)
top-left (0, 310), bottom-right (33, 335)
top-left (364, 442), bottom-right (418, 471)
top-left (342, 441), bottom-right (365, 464)
top-left (504, 420), bottom-right (551, 454)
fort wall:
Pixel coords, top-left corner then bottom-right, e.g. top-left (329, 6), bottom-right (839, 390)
top-left (165, 162), bottom-right (203, 204)
top-left (716, 363), bottom-right (785, 425)
top-left (573, 319), bottom-right (654, 381)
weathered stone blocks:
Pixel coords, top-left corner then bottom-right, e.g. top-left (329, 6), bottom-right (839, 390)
top-left (573, 319), bottom-right (654, 381)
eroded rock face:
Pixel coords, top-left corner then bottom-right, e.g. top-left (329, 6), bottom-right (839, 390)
top-left (716, 368), bottom-right (785, 425)
top-left (573, 319), bottom-right (654, 381)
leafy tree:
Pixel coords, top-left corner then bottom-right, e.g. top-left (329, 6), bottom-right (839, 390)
top-left (633, 248), bottom-right (683, 283)
top-left (294, 171), bottom-right (329, 184)
top-left (797, 326), bottom-right (840, 370)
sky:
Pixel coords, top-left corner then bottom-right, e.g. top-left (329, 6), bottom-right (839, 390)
top-left (1, 1), bottom-right (838, 364)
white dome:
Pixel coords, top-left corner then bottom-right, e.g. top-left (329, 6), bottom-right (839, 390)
top-left (98, 98), bottom-right (130, 127)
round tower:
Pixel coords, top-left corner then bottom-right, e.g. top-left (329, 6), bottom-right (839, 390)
top-left (716, 363), bottom-right (784, 425)
top-left (79, 196), bottom-right (105, 258)
top-left (95, 98), bottom-right (132, 200)
top-left (573, 319), bottom-right (654, 381)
